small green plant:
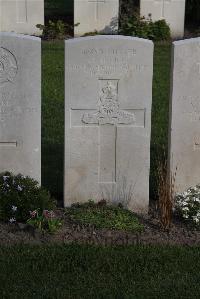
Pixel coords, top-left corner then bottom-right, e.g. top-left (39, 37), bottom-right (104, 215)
top-left (0, 172), bottom-right (56, 223)
top-left (27, 209), bottom-right (62, 233)
top-left (119, 13), bottom-right (171, 41)
top-left (150, 20), bottom-right (171, 41)
top-left (36, 20), bottom-right (79, 40)
top-left (83, 30), bottom-right (101, 37)
top-left (175, 185), bottom-right (200, 227)
top-left (65, 200), bottom-right (143, 232)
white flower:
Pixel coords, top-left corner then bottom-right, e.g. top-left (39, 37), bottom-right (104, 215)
top-left (11, 205), bottom-right (17, 212)
top-left (185, 197), bottom-right (191, 201)
top-left (9, 217), bottom-right (16, 223)
top-left (182, 207), bottom-right (189, 211)
top-left (17, 185), bottom-right (23, 191)
top-left (3, 176), bottom-right (9, 182)
top-left (183, 192), bottom-right (188, 198)
top-left (193, 217), bottom-right (200, 223)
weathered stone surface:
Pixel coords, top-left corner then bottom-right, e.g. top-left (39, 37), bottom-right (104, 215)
top-left (65, 36), bottom-right (153, 213)
top-left (0, 0), bottom-right (44, 35)
top-left (169, 38), bottom-right (200, 194)
top-left (74, 0), bottom-right (119, 36)
top-left (140, 0), bottom-right (186, 38)
top-left (0, 33), bottom-right (41, 182)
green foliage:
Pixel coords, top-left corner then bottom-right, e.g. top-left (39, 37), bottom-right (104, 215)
top-left (83, 30), bottom-right (101, 37)
top-left (175, 185), bottom-right (200, 227)
top-left (120, 14), bottom-right (171, 41)
top-left (150, 20), bottom-right (171, 41)
top-left (185, 0), bottom-right (200, 26)
top-left (36, 20), bottom-right (78, 40)
top-left (0, 172), bottom-right (55, 223)
top-left (120, 14), bottom-right (150, 38)
top-left (45, 0), bottom-right (73, 17)
top-left (119, 0), bottom-right (139, 27)
top-left (65, 200), bottom-right (143, 232)
top-left (27, 209), bottom-right (62, 233)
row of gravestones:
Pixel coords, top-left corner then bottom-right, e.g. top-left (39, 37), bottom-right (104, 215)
top-left (0, 33), bottom-right (200, 213)
top-left (0, 0), bottom-right (186, 38)
top-left (75, 0), bottom-right (186, 38)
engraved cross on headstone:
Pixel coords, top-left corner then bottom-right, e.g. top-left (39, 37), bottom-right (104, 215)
top-left (74, 79), bottom-right (136, 184)
top-left (16, 0), bottom-right (28, 23)
top-left (155, 0), bottom-right (171, 18)
top-left (88, 0), bottom-right (106, 21)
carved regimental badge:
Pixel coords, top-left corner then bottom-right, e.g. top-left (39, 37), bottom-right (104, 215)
top-left (0, 47), bottom-right (18, 86)
top-left (82, 79), bottom-right (135, 125)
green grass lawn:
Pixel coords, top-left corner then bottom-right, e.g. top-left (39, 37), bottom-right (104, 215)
top-left (150, 42), bottom-right (171, 198)
top-left (42, 41), bottom-right (64, 202)
top-left (41, 41), bottom-right (171, 201)
top-left (0, 245), bottom-right (200, 298)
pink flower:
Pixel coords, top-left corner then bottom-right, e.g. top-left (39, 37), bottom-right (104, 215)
top-left (43, 210), bottom-right (55, 219)
top-left (29, 210), bottom-right (37, 218)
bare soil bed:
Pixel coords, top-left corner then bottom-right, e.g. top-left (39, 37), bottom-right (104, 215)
top-left (0, 209), bottom-right (200, 246)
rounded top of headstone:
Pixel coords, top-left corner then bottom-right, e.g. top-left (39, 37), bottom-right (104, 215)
top-left (173, 37), bottom-right (200, 46)
top-left (0, 32), bottom-right (41, 42)
top-left (66, 35), bottom-right (153, 46)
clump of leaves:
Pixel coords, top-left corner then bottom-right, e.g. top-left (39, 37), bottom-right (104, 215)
top-left (27, 209), bottom-right (62, 234)
top-left (65, 200), bottom-right (143, 232)
top-left (0, 172), bottom-right (56, 223)
top-left (36, 20), bottom-right (79, 40)
top-left (83, 30), bottom-right (101, 37)
top-left (119, 12), bottom-right (171, 41)
top-left (150, 19), bottom-right (171, 41)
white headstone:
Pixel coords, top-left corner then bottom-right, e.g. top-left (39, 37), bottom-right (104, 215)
top-left (74, 0), bottom-right (119, 36)
top-left (0, 33), bottom-right (41, 182)
top-left (0, 0), bottom-right (44, 35)
top-left (65, 36), bottom-right (153, 213)
top-left (140, 0), bottom-right (186, 38)
top-left (169, 38), bottom-right (200, 193)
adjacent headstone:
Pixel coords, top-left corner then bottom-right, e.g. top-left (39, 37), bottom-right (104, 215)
top-left (0, 0), bottom-right (44, 35)
top-left (169, 38), bottom-right (200, 193)
top-left (140, 0), bottom-right (186, 38)
top-left (74, 0), bottom-right (119, 36)
top-left (0, 33), bottom-right (41, 182)
top-left (65, 36), bottom-right (153, 213)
